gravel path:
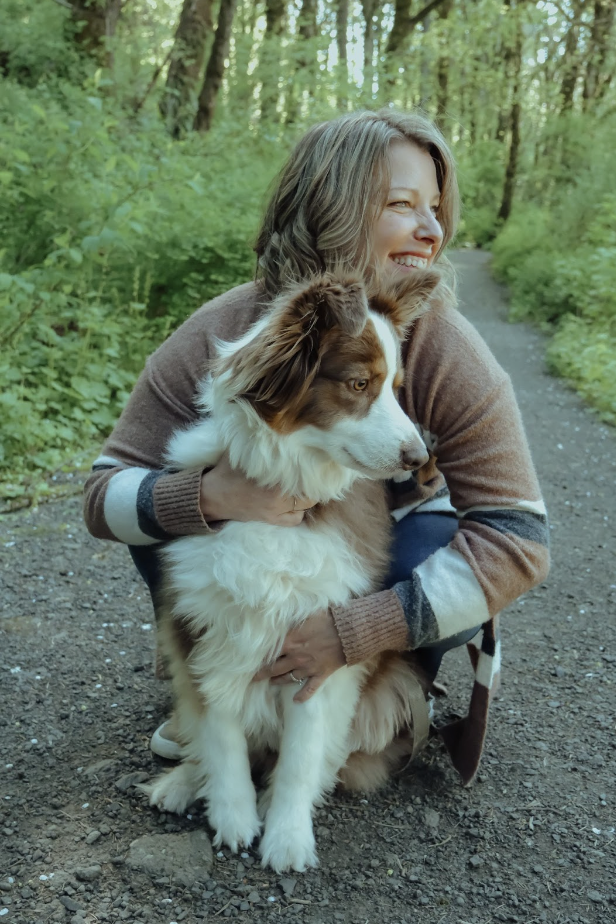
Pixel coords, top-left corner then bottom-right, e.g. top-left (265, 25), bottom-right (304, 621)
top-left (1, 250), bottom-right (615, 924)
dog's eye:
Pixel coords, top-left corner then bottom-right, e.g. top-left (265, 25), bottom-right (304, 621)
top-left (352, 379), bottom-right (368, 392)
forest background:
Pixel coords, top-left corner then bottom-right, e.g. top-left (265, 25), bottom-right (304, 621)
top-left (1, 0), bottom-right (615, 507)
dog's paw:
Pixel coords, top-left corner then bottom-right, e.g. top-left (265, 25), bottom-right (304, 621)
top-left (207, 797), bottom-right (261, 853)
top-left (259, 814), bottom-right (318, 873)
top-left (140, 764), bottom-right (198, 815)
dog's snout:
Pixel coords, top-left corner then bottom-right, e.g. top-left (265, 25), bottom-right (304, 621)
top-left (400, 443), bottom-right (429, 471)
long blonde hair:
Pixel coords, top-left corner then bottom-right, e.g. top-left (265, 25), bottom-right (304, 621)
top-left (255, 109), bottom-right (460, 300)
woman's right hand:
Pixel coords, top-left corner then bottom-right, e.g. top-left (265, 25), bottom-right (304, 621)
top-left (200, 453), bottom-right (316, 526)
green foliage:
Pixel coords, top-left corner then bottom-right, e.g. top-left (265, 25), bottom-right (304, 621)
top-left (491, 172), bottom-right (616, 424)
top-left (456, 142), bottom-right (505, 247)
top-left (0, 72), bottom-right (286, 496)
top-left (2, 0), bottom-right (615, 499)
top-left (0, 0), bottom-right (85, 86)
top-left (546, 317), bottom-right (616, 425)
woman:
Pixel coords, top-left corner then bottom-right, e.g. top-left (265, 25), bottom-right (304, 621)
top-left (84, 109), bottom-right (549, 783)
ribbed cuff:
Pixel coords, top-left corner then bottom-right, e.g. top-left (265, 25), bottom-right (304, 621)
top-left (331, 589), bottom-right (410, 666)
top-left (153, 468), bottom-right (213, 536)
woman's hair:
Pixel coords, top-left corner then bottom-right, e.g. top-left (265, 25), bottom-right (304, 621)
top-left (255, 108), bottom-right (460, 300)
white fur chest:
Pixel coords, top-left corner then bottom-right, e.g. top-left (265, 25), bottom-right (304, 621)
top-left (162, 518), bottom-right (371, 714)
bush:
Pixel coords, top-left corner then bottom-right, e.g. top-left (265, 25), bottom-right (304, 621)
top-left (490, 179), bottom-right (616, 424)
top-left (0, 77), bottom-right (287, 497)
top-left (547, 317), bottom-right (616, 425)
top-left (456, 141), bottom-right (506, 246)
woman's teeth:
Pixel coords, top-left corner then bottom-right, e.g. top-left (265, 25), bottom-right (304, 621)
top-left (392, 255), bottom-right (428, 268)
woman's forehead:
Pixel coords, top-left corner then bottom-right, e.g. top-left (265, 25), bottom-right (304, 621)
top-left (386, 141), bottom-right (440, 197)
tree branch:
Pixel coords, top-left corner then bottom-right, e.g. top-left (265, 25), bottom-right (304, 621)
top-left (51, 0), bottom-right (75, 10)
top-left (408, 0), bottom-right (450, 30)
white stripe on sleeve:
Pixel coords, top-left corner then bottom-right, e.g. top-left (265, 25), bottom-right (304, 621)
top-left (415, 545), bottom-right (490, 639)
top-left (103, 468), bottom-right (159, 545)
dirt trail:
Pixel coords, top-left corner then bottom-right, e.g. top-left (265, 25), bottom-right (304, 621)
top-left (1, 250), bottom-right (615, 924)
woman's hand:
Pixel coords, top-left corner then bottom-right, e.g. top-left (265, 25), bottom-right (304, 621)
top-left (200, 453), bottom-right (316, 525)
top-left (253, 609), bottom-right (346, 703)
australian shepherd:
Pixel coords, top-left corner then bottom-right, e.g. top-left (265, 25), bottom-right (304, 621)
top-left (144, 270), bottom-right (440, 872)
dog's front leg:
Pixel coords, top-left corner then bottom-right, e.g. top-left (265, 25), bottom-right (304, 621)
top-left (194, 706), bottom-right (261, 853)
top-left (258, 686), bottom-right (328, 873)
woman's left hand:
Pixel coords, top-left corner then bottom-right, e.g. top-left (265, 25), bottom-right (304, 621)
top-left (253, 609), bottom-right (346, 703)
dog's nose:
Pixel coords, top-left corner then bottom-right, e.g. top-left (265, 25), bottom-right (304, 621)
top-left (400, 443), bottom-right (429, 471)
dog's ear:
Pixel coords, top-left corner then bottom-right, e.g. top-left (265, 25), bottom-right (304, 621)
top-left (217, 276), bottom-right (368, 428)
top-left (307, 276), bottom-right (369, 338)
top-left (369, 269), bottom-right (441, 338)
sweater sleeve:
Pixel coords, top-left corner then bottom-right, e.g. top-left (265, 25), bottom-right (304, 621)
top-left (332, 304), bottom-right (550, 663)
top-left (83, 282), bottom-right (263, 545)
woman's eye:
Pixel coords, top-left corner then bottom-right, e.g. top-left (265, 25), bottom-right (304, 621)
top-left (390, 200), bottom-right (411, 209)
top-left (352, 379), bottom-right (368, 392)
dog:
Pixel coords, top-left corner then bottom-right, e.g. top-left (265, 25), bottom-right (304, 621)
top-left (143, 270), bottom-right (441, 873)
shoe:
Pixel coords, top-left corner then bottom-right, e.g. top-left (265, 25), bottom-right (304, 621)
top-left (150, 717), bottom-right (181, 760)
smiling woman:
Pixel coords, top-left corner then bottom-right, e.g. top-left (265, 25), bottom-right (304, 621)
top-left (84, 108), bottom-right (549, 796)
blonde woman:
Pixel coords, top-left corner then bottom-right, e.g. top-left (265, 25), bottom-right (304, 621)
top-left (84, 109), bottom-right (549, 782)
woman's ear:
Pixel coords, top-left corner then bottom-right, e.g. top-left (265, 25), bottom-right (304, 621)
top-left (370, 269), bottom-right (441, 337)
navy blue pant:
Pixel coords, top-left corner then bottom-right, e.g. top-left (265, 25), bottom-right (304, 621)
top-left (129, 512), bottom-right (480, 681)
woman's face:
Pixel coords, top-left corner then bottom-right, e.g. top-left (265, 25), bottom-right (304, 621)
top-left (372, 140), bottom-right (443, 279)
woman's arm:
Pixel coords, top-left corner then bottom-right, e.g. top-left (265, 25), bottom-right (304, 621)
top-left (333, 303), bottom-right (550, 663)
top-left (83, 283), bottom-right (311, 543)
top-left (260, 303), bottom-right (550, 698)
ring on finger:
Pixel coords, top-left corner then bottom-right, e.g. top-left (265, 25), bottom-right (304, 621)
top-left (289, 671), bottom-right (303, 684)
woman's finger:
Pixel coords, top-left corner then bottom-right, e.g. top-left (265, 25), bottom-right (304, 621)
top-left (292, 674), bottom-right (322, 703)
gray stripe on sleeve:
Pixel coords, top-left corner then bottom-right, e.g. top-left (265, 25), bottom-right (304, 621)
top-left (393, 573), bottom-right (440, 649)
top-left (461, 509), bottom-right (549, 546)
top-left (136, 471), bottom-right (174, 541)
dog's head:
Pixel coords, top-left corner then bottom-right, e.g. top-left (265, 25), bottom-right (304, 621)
top-left (214, 270), bottom-right (440, 478)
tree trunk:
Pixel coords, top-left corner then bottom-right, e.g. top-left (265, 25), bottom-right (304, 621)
top-left (336, 0), bottom-right (349, 108)
top-left (582, 0), bottom-right (616, 109)
top-left (498, 11), bottom-right (522, 225)
top-left (71, 0), bottom-right (124, 66)
top-left (336, 0), bottom-right (349, 67)
top-left (259, 0), bottom-right (286, 122)
top-left (285, 0), bottom-right (319, 123)
top-left (386, 0), bottom-right (449, 57)
top-left (194, 0), bottom-right (239, 132)
top-left (559, 0), bottom-right (585, 114)
top-left (159, 0), bottom-right (213, 138)
top-left (361, 0), bottom-right (378, 80)
top-left (435, 0), bottom-right (453, 129)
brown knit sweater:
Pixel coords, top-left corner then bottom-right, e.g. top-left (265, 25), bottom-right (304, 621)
top-left (84, 281), bottom-right (549, 667)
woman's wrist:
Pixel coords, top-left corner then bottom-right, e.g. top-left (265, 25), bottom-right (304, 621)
top-left (200, 467), bottom-right (225, 522)
top-left (330, 590), bottom-right (410, 665)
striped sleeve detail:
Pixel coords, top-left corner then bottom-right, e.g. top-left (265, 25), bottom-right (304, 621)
top-left (91, 454), bottom-right (124, 471)
top-left (391, 486), bottom-right (456, 522)
top-left (85, 457), bottom-right (213, 545)
top-left (103, 468), bottom-right (169, 545)
top-left (395, 546), bottom-right (491, 648)
top-left (452, 501), bottom-right (550, 618)
top-left (460, 508), bottom-right (548, 545)
top-left (136, 471), bottom-right (172, 541)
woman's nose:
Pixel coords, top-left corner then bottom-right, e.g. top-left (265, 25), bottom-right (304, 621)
top-left (416, 211), bottom-right (443, 246)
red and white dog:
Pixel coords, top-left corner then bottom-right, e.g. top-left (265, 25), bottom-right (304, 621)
top-left (145, 271), bottom-right (440, 872)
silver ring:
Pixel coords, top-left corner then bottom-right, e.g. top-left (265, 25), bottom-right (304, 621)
top-left (289, 671), bottom-right (303, 684)
top-left (293, 497), bottom-right (297, 511)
